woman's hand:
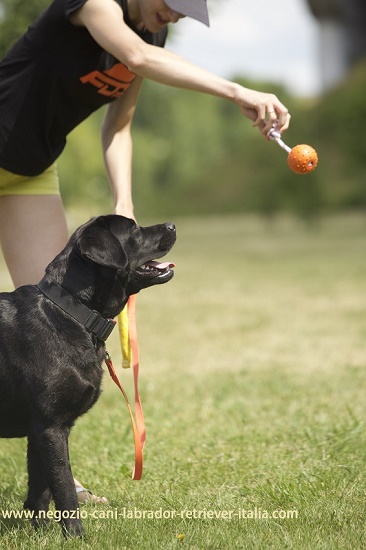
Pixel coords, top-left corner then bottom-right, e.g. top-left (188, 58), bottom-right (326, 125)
top-left (235, 86), bottom-right (291, 137)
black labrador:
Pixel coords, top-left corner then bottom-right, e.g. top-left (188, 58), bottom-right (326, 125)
top-left (0, 215), bottom-right (176, 537)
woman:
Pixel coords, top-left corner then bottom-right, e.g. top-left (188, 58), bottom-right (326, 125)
top-left (0, 0), bottom-right (290, 502)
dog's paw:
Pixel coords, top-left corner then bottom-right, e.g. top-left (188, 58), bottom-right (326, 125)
top-left (29, 514), bottom-right (50, 530)
top-left (24, 501), bottom-right (50, 530)
top-left (62, 518), bottom-right (85, 538)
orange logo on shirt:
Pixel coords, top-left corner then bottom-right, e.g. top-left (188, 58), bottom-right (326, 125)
top-left (80, 63), bottom-right (135, 98)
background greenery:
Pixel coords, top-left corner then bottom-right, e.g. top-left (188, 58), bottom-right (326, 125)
top-left (1, 0), bottom-right (365, 222)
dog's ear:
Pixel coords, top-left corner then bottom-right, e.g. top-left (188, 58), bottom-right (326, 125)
top-left (78, 226), bottom-right (128, 269)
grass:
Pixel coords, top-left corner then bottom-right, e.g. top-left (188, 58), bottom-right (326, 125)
top-left (1, 213), bottom-right (366, 549)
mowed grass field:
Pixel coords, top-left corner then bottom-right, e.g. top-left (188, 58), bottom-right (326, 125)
top-left (0, 213), bottom-right (365, 549)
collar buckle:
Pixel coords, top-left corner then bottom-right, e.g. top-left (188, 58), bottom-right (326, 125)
top-left (84, 311), bottom-right (116, 341)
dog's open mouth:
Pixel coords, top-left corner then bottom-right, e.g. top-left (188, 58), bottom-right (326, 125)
top-left (135, 260), bottom-right (175, 281)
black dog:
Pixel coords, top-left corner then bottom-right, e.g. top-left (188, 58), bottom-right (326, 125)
top-left (0, 215), bottom-right (176, 536)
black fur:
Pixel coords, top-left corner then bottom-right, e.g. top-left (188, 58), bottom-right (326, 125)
top-left (0, 215), bottom-right (176, 537)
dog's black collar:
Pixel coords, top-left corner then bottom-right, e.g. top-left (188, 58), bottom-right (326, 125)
top-left (37, 280), bottom-right (116, 342)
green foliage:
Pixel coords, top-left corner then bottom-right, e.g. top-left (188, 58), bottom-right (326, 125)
top-left (0, 0), bottom-right (49, 57)
top-left (310, 60), bottom-right (366, 210)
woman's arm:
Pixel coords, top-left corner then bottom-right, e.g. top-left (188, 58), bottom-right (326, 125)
top-left (101, 76), bottom-right (143, 219)
top-left (71, 0), bottom-right (290, 135)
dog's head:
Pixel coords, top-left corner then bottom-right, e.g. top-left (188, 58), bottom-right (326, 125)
top-left (44, 215), bottom-right (176, 317)
top-left (77, 215), bottom-right (176, 292)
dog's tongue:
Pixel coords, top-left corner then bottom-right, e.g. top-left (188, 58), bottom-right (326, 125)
top-left (147, 260), bottom-right (175, 270)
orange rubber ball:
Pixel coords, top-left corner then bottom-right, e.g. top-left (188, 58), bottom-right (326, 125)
top-left (288, 144), bottom-right (318, 174)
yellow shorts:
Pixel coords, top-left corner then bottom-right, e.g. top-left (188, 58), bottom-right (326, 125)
top-left (0, 163), bottom-right (60, 196)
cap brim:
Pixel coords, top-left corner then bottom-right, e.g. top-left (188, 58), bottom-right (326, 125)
top-left (165, 0), bottom-right (210, 26)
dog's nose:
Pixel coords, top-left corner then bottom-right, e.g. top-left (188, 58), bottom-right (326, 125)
top-left (165, 223), bottom-right (176, 232)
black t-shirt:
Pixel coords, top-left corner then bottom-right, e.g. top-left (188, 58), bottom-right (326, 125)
top-left (0, 0), bottom-right (167, 176)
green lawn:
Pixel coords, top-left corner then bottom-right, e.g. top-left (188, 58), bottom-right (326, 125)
top-left (1, 213), bottom-right (366, 549)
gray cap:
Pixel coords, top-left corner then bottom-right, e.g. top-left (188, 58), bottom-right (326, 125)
top-left (165, 0), bottom-right (210, 26)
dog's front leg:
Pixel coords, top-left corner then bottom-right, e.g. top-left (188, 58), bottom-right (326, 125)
top-left (28, 426), bottom-right (84, 538)
top-left (24, 437), bottom-right (52, 529)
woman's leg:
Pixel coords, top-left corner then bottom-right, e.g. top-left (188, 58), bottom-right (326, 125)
top-left (0, 195), bottom-right (68, 287)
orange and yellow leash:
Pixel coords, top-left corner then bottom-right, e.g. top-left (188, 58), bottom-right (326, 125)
top-left (104, 295), bottom-right (145, 480)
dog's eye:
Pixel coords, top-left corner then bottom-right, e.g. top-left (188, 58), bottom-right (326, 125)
top-left (130, 226), bottom-right (143, 246)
